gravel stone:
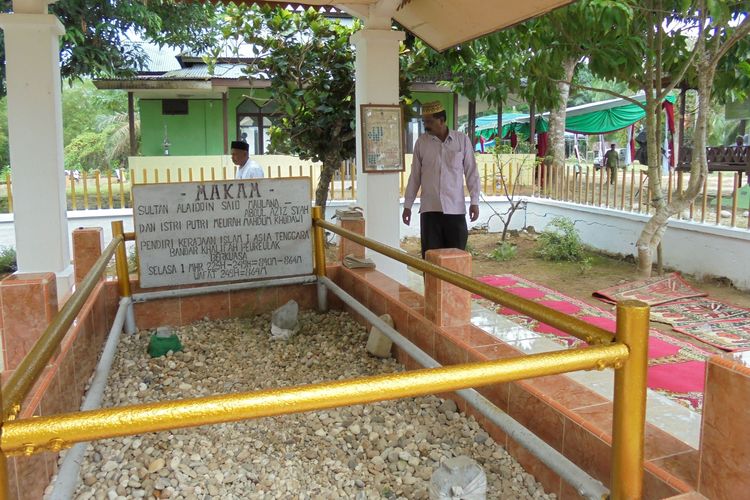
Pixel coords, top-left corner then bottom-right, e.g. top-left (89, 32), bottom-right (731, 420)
top-left (52, 311), bottom-right (554, 499)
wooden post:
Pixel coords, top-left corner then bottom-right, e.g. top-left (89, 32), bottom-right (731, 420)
top-left (731, 173), bottom-right (739, 227)
top-left (701, 176), bottom-right (708, 223)
top-left (529, 99), bottom-right (536, 153)
top-left (468, 100), bottom-right (477, 146)
top-left (716, 172), bottom-right (723, 225)
top-left (497, 102), bottom-right (503, 148)
top-left (222, 92), bottom-right (229, 155)
top-left (128, 92), bottom-right (137, 156)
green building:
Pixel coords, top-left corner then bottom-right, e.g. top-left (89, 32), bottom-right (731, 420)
top-left (94, 43), bottom-right (457, 158)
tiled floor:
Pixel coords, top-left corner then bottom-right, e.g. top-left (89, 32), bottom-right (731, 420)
top-left (404, 270), bottom-right (702, 448)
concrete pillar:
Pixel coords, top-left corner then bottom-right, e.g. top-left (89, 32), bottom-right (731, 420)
top-left (0, 272), bottom-right (58, 372)
top-left (338, 218), bottom-right (366, 260)
top-left (424, 249), bottom-right (471, 327)
top-left (72, 227), bottom-right (104, 284)
top-left (0, 6), bottom-right (73, 297)
top-left (697, 352), bottom-right (750, 498)
top-left (351, 27), bottom-right (406, 281)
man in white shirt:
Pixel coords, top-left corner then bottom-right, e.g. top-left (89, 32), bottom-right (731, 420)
top-left (402, 101), bottom-right (480, 258)
top-left (231, 140), bottom-right (265, 179)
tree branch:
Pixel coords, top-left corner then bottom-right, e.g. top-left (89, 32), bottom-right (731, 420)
top-left (711, 16), bottom-right (750, 65)
top-left (655, 11), bottom-right (704, 101)
top-left (564, 82), bottom-right (646, 108)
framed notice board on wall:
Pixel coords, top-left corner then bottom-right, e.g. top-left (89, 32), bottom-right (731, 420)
top-left (360, 104), bottom-right (405, 173)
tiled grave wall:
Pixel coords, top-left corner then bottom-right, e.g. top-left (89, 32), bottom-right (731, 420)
top-left (330, 264), bottom-right (699, 499)
top-left (1, 278), bottom-right (120, 499)
top-left (4, 258), bottom-right (746, 498)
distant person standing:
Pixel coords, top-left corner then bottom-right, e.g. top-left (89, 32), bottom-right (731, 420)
top-left (231, 140), bottom-right (264, 179)
top-left (734, 135), bottom-right (745, 151)
top-left (604, 143), bottom-right (620, 184)
top-left (402, 101), bottom-right (480, 258)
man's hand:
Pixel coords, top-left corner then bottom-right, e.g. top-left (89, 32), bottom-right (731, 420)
top-left (402, 207), bottom-right (412, 226)
top-left (469, 204), bottom-right (479, 222)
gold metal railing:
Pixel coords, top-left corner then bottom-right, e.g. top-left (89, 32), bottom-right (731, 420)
top-left (0, 214), bottom-right (649, 499)
top-left (314, 215), bottom-right (650, 499)
top-left (0, 344), bottom-right (627, 456)
top-left (1, 234), bottom-right (124, 421)
top-left (315, 219), bottom-right (613, 346)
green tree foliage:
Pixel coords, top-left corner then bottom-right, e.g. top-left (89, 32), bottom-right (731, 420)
top-left (585, 0), bottom-right (750, 275)
top-left (227, 5), bottom-right (363, 208)
top-left (61, 80), bottom-right (126, 146)
top-left (0, 0), bottom-right (221, 95)
top-left (535, 217), bottom-right (588, 262)
top-left (64, 131), bottom-right (105, 171)
top-left (0, 79), bottom-right (136, 171)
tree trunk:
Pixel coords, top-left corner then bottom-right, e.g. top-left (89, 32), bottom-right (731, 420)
top-left (315, 153), bottom-right (339, 210)
top-left (468, 100), bottom-right (477, 145)
top-left (635, 44), bottom-right (714, 277)
top-left (548, 57), bottom-right (577, 167)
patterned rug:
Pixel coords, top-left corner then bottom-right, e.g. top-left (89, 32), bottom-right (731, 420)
top-left (592, 272), bottom-right (707, 306)
top-left (673, 318), bottom-right (750, 351)
top-left (650, 297), bottom-right (750, 326)
top-left (475, 274), bottom-right (710, 411)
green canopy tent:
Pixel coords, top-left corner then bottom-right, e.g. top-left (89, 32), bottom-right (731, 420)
top-left (467, 93), bottom-right (677, 138)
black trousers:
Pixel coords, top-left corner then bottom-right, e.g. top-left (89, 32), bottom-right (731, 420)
top-left (420, 212), bottom-right (468, 258)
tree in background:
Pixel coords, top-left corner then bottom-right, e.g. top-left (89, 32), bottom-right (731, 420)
top-left (0, 0), bottom-right (221, 95)
top-left (587, 0), bottom-right (750, 276)
top-left (0, 80), bottom-right (136, 172)
top-left (226, 5), bottom-right (362, 209)
top-left (520, 0), bottom-right (638, 168)
top-left (403, 32), bottom-right (525, 143)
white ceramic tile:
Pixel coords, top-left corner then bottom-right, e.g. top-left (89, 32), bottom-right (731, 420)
top-left (481, 324), bottom-right (541, 344)
top-left (567, 369), bottom-right (616, 400)
top-left (404, 270), bottom-right (702, 448)
top-left (507, 337), bottom-right (567, 355)
top-left (645, 391), bottom-right (701, 448)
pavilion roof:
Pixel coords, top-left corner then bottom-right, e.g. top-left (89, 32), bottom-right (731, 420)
top-left (198, 0), bottom-right (575, 51)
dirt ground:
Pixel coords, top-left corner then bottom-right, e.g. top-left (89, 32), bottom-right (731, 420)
top-left (331, 228), bottom-right (750, 355)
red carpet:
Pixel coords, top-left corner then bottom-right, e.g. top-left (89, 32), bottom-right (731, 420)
top-left (592, 272), bottom-right (707, 306)
top-left (475, 274), bottom-right (709, 411)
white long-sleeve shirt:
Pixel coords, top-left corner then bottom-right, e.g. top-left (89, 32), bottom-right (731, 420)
top-left (403, 130), bottom-right (480, 214)
top-left (236, 158), bottom-right (265, 179)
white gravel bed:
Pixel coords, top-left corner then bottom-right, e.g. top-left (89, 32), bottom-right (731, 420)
top-left (51, 310), bottom-right (555, 500)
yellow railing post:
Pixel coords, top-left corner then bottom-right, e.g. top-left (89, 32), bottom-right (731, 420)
top-left (312, 206), bottom-right (326, 278)
top-left (111, 221), bottom-right (132, 298)
top-left (6, 175), bottom-right (12, 213)
top-left (611, 299), bottom-right (650, 500)
top-left (0, 382), bottom-right (8, 498)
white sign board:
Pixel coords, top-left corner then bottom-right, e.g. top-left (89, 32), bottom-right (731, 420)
top-left (133, 178), bottom-right (313, 288)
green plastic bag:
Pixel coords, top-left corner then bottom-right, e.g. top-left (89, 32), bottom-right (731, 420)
top-left (148, 333), bottom-right (183, 358)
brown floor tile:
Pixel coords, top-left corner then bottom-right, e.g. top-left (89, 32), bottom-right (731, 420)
top-left (562, 419), bottom-right (612, 487)
top-left (443, 324), bottom-right (500, 349)
top-left (434, 334), bottom-right (468, 366)
top-left (229, 287), bottom-right (277, 317)
top-left (134, 298), bottom-right (181, 329)
top-left (276, 283), bottom-right (317, 311)
top-left (508, 382), bottom-right (565, 451)
top-left (651, 450), bottom-right (699, 489)
top-left (524, 374), bottom-right (608, 411)
top-left (572, 403), bottom-right (694, 461)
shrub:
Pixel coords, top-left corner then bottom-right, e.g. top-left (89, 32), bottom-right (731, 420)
top-left (127, 248), bottom-right (139, 273)
top-left (488, 242), bottom-right (517, 262)
top-left (0, 246), bottom-right (17, 273)
top-left (535, 217), bottom-right (587, 262)
top-left (488, 143), bottom-right (513, 155)
top-left (464, 241), bottom-right (479, 257)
